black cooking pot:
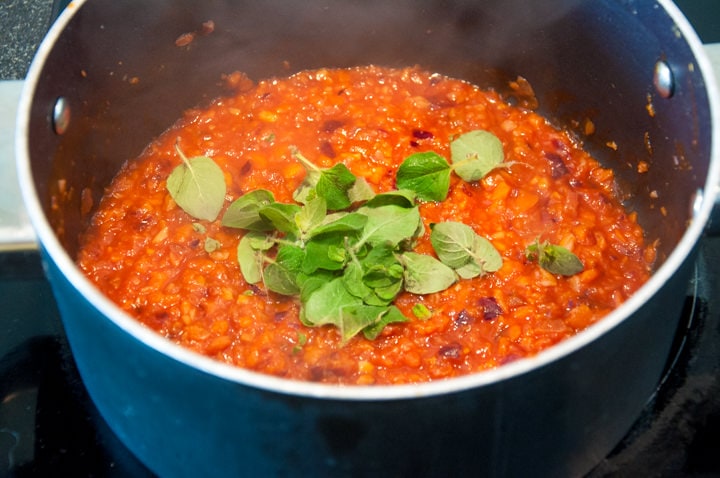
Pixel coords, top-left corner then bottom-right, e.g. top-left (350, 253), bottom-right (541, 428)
top-left (15, 0), bottom-right (719, 476)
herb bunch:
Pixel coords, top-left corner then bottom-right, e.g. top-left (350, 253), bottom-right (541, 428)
top-left (166, 130), bottom-right (583, 342)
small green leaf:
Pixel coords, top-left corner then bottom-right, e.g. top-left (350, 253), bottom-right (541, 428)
top-left (355, 204), bottom-right (422, 248)
top-left (412, 303), bottom-right (432, 320)
top-left (167, 145), bottom-right (226, 221)
top-left (339, 304), bottom-right (392, 343)
top-left (292, 173), bottom-right (319, 206)
top-left (342, 261), bottom-right (375, 301)
top-left (316, 163), bottom-right (357, 210)
top-left (310, 302), bottom-right (408, 343)
top-left (364, 189), bottom-right (417, 209)
top-left (237, 232), bottom-right (267, 284)
top-left (299, 269), bottom-right (337, 303)
top-left (430, 221), bottom-right (502, 277)
top-left (361, 259), bottom-right (394, 283)
top-left (401, 252), bottom-right (457, 294)
top-left (263, 244), bottom-right (304, 295)
top-left (307, 212), bottom-right (367, 238)
top-left (450, 130), bottom-right (505, 182)
top-left (373, 280), bottom-right (404, 302)
top-left (204, 237), bottom-right (221, 253)
top-left (396, 151), bottom-right (451, 202)
top-left (363, 263), bottom-right (403, 289)
top-left (347, 177), bottom-right (376, 203)
top-left (222, 189), bottom-right (276, 231)
top-left (296, 197), bottom-right (327, 237)
top-left (526, 240), bottom-right (584, 276)
top-left (359, 242), bottom-right (401, 279)
top-left (302, 277), bottom-right (363, 327)
top-left (362, 306), bottom-right (408, 340)
top-left (263, 264), bottom-right (299, 295)
top-left (302, 234), bottom-right (349, 274)
top-left (258, 202), bottom-right (302, 237)
top-left (453, 261), bottom-right (485, 280)
top-left (353, 243), bottom-right (405, 305)
top-left (246, 232), bottom-right (275, 251)
top-left (292, 332), bottom-right (307, 354)
top-left (291, 148), bottom-right (357, 210)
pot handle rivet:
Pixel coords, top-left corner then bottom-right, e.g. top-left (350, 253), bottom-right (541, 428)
top-left (52, 97), bottom-right (71, 135)
top-left (653, 60), bottom-right (674, 98)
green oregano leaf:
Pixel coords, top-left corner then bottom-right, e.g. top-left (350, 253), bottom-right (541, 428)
top-left (236, 232), bottom-right (268, 284)
top-left (204, 237), bottom-right (221, 253)
top-left (373, 280), bottom-right (404, 302)
top-left (412, 303), bottom-right (433, 320)
top-left (338, 304), bottom-right (392, 343)
top-left (396, 151), bottom-right (451, 202)
top-left (526, 240), bottom-right (584, 276)
top-left (450, 130), bottom-right (505, 182)
top-left (302, 281), bottom-right (408, 343)
top-left (361, 305), bottom-right (408, 340)
top-left (167, 143), bottom-right (226, 221)
top-left (354, 204), bottom-right (422, 248)
top-left (347, 177), bottom-right (376, 203)
top-left (222, 189), bottom-right (275, 231)
top-left (302, 234), bottom-right (349, 274)
top-left (292, 331), bottom-right (307, 354)
top-left (342, 262), bottom-right (374, 301)
top-left (299, 270), bottom-right (336, 303)
top-left (291, 147), bottom-right (357, 210)
top-left (401, 252), bottom-right (457, 294)
top-left (315, 163), bottom-right (356, 210)
top-left (263, 244), bottom-right (304, 295)
top-left (301, 277), bottom-right (362, 327)
top-left (430, 221), bottom-right (502, 278)
top-left (295, 196), bottom-right (327, 238)
top-left (258, 202), bottom-right (302, 237)
top-left (351, 242), bottom-right (405, 306)
top-left (364, 189), bottom-right (417, 209)
top-left (307, 212), bottom-right (367, 238)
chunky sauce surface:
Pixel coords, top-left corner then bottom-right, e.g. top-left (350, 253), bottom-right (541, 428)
top-left (77, 66), bottom-right (654, 384)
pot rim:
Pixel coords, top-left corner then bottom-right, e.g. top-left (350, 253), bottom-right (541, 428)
top-left (15, 0), bottom-right (720, 401)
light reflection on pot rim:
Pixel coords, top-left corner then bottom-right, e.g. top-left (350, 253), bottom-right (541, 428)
top-left (15, 0), bottom-right (720, 401)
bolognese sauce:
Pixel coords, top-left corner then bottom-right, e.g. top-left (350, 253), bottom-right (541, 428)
top-left (77, 66), bottom-right (655, 385)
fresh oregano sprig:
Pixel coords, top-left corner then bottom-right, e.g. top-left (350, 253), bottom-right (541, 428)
top-left (166, 141), bottom-right (226, 221)
top-left (525, 239), bottom-right (584, 276)
top-left (222, 139), bottom-right (505, 342)
top-left (167, 129), bottom-right (583, 343)
top-left (396, 129), bottom-right (506, 202)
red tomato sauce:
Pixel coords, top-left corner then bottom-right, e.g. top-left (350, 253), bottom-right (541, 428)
top-left (77, 66), bottom-right (655, 385)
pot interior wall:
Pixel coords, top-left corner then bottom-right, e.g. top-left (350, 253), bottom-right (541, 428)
top-left (28, 0), bottom-right (712, 264)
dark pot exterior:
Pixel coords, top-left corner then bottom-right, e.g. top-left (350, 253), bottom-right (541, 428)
top-left (17, 0), bottom-right (718, 476)
top-left (42, 246), bottom-right (696, 477)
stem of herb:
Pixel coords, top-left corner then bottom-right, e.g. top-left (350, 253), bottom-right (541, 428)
top-left (174, 139), bottom-right (191, 167)
top-left (290, 146), bottom-right (321, 172)
top-left (345, 236), bottom-right (362, 267)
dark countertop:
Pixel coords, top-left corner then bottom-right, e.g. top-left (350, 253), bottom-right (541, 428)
top-left (0, 0), bottom-right (53, 80)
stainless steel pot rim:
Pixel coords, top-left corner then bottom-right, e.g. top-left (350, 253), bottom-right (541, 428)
top-left (15, 0), bottom-right (720, 401)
